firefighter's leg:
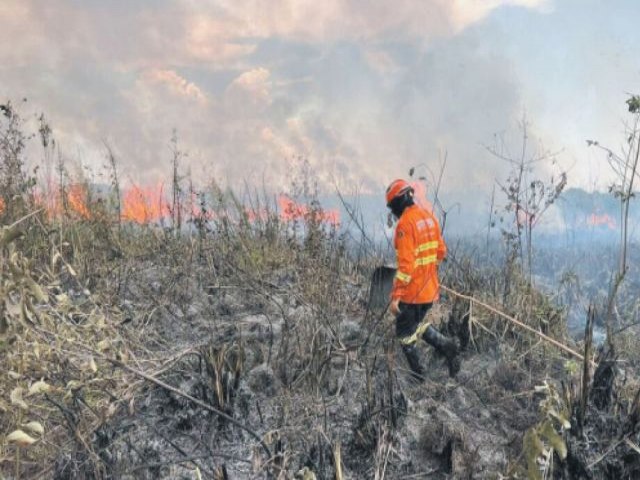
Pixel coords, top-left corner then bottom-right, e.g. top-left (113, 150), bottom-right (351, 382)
top-left (401, 344), bottom-right (425, 382)
top-left (396, 304), bottom-right (425, 382)
top-left (422, 325), bottom-right (461, 378)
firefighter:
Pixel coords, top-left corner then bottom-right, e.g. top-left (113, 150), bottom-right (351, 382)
top-left (386, 179), bottom-right (460, 379)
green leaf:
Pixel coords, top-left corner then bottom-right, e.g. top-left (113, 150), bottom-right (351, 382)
top-left (626, 95), bottom-right (640, 113)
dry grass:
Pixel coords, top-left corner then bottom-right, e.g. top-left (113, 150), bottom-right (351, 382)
top-left (1, 104), bottom-right (640, 479)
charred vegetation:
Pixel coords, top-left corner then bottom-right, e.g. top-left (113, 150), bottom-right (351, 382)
top-left (1, 100), bottom-right (640, 479)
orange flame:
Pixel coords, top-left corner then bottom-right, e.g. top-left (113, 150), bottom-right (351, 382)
top-left (121, 184), bottom-right (169, 224)
top-left (278, 195), bottom-right (307, 220)
top-left (67, 184), bottom-right (92, 219)
top-left (587, 212), bottom-right (616, 229)
top-left (30, 183), bottom-right (92, 220)
top-left (244, 207), bottom-right (267, 223)
top-left (516, 207), bottom-right (534, 227)
top-left (277, 195), bottom-right (340, 225)
top-left (4, 181), bottom-right (340, 229)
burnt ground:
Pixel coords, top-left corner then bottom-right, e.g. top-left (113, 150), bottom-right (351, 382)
top-left (76, 261), bottom-right (552, 480)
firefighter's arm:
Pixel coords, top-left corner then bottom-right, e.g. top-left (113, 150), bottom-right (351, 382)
top-left (391, 224), bottom-right (416, 301)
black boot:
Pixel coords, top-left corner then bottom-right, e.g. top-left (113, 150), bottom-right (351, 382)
top-left (401, 344), bottom-right (425, 382)
top-left (423, 326), bottom-right (461, 378)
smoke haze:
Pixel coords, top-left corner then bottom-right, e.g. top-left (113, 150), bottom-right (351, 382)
top-left (1, 0), bottom-right (639, 204)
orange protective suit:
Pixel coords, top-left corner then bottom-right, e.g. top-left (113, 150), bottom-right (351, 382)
top-left (391, 204), bottom-right (447, 304)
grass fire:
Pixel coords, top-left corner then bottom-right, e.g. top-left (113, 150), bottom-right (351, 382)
top-left (2, 2), bottom-right (640, 479)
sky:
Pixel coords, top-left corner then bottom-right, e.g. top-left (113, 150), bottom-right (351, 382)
top-left (1, 0), bottom-right (639, 200)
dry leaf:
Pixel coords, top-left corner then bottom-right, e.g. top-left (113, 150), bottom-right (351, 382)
top-left (28, 380), bottom-right (52, 396)
top-left (540, 420), bottom-right (567, 460)
top-left (106, 403), bottom-right (117, 419)
top-left (5, 300), bottom-right (21, 319)
top-left (26, 277), bottom-right (48, 303)
top-left (52, 251), bottom-right (62, 270)
top-left (10, 387), bottom-right (28, 410)
top-left (88, 356), bottom-right (98, 373)
top-left (55, 293), bottom-right (70, 305)
top-left (296, 467), bottom-right (317, 480)
top-left (7, 430), bottom-right (37, 447)
top-left (22, 421), bottom-right (44, 435)
top-left (66, 380), bottom-right (83, 390)
top-left (0, 225), bottom-right (23, 246)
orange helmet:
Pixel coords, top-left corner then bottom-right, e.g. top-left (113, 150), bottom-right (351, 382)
top-left (385, 179), bottom-right (413, 206)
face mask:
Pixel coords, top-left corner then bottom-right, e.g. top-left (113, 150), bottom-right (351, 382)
top-left (388, 193), bottom-right (411, 219)
top-left (390, 203), bottom-right (404, 219)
